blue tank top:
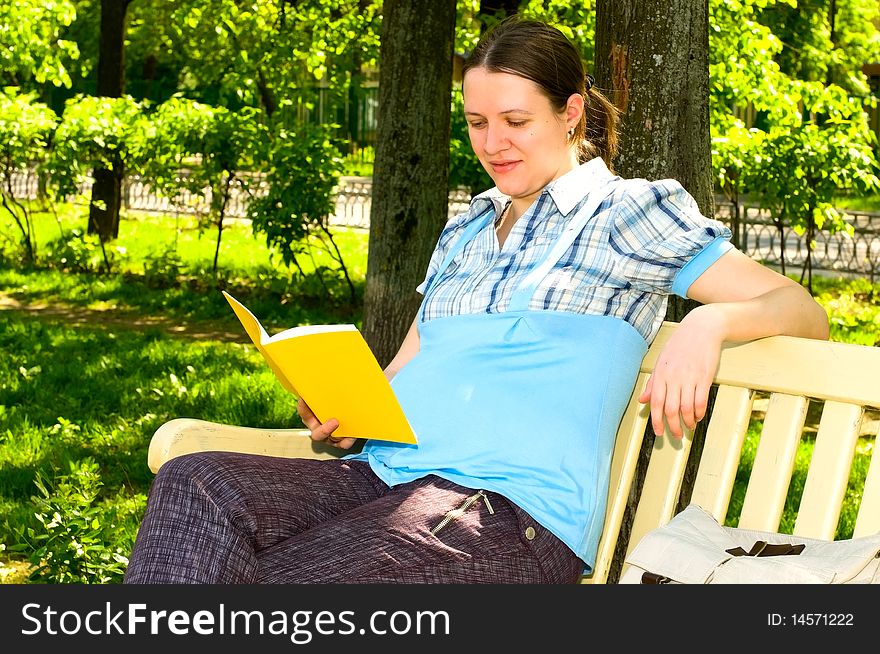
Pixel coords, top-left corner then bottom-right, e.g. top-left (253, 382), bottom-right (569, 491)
top-left (349, 181), bottom-right (647, 570)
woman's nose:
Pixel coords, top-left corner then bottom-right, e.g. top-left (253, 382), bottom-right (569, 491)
top-left (483, 123), bottom-right (508, 154)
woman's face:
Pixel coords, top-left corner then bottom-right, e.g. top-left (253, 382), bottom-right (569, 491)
top-left (463, 67), bottom-right (581, 207)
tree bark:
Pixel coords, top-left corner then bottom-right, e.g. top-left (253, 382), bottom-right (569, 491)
top-left (361, 0), bottom-right (456, 367)
top-left (88, 0), bottom-right (131, 241)
top-left (595, 0), bottom-right (714, 582)
top-left (595, 0), bottom-right (713, 213)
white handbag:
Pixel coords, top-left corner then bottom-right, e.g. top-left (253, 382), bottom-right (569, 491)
top-left (620, 504), bottom-right (880, 584)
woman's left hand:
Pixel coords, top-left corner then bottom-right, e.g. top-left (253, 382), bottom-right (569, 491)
top-left (638, 306), bottom-right (726, 439)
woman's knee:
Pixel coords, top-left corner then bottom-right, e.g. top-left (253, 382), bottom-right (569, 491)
top-left (153, 451), bottom-right (222, 486)
top-left (148, 451), bottom-right (251, 506)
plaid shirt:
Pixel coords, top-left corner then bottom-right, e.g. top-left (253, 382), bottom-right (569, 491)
top-left (417, 157), bottom-right (732, 343)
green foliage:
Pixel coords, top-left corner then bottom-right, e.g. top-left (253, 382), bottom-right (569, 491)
top-left (709, 0), bottom-right (880, 287)
top-left (48, 94), bottom-right (151, 199)
top-left (712, 123), bottom-right (766, 247)
top-left (712, 123), bottom-right (766, 201)
top-left (146, 97), bottom-right (245, 218)
top-left (44, 227), bottom-right (127, 275)
top-left (0, 89), bottom-right (59, 167)
top-left (248, 122), bottom-right (345, 254)
top-left (830, 0), bottom-right (880, 93)
top-left (141, 95), bottom-right (217, 198)
top-left (341, 146), bottom-right (374, 177)
top-left (11, 458), bottom-right (134, 584)
top-left (143, 247), bottom-right (187, 289)
top-left (247, 120), bottom-right (356, 302)
top-left (144, 97), bottom-right (268, 274)
top-left (752, 83), bottom-right (880, 236)
top-left (813, 276), bottom-right (880, 346)
top-left (521, 0), bottom-right (596, 66)
top-left (161, 0), bottom-right (382, 109)
top-left (758, 0), bottom-right (880, 95)
top-left (0, 0), bottom-right (79, 89)
top-left (455, 0), bottom-right (484, 54)
top-left (0, 88), bottom-right (59, 262)
top-left (709, 0), bottom-right (802, 134)
top-left (455, 0), bottom-right (596, 71)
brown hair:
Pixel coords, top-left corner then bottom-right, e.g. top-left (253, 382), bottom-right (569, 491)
top-left (462, 16), bottom-right (620, 167)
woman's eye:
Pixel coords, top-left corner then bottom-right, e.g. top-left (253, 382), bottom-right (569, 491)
top-left (508, 120), bottom-right (526, 128)
top-left (468, 122), bottom-right (486, 130)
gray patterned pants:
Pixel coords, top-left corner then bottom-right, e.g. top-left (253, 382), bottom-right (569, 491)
top-left (123, 452), bottom-right (584, 584)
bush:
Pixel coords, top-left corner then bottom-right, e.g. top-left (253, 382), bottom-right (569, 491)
top-left (44, 228), bottom-right (127, 274)
top-left (143, 247), bottom-right (186, 288)
top-left (10, 458), bottom-right (135, 584)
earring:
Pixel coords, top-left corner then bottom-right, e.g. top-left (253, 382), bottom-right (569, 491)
top-left (568, 126), bottom-right (575, 137)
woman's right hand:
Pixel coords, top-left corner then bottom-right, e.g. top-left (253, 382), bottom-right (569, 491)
top-left (296, 398), bottom-right (357, 450)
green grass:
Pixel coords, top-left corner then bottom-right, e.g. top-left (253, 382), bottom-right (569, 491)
top-left (832, 191), bottom-right (880, 214)
top-left (1, 203), bottom-right (369, 328)
top-left (811, 276), bottom-right (880, 346)
top-left (0, 203), bottom-right (371, 582)
top-left (0, 201), bottom-right (878, 582)
top-left (0, 312), bottom-right (304, 582)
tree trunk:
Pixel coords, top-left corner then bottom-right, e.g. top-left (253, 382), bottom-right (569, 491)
top-left (595, 1), bottom-right (713, 212)
top-left (361, 0), bottom-right (456, 367)
top-left (826, 0), bottom-right (838, 86)
top-left (347, 58), bottom-right (362, 154)
top-left (595, 0), bottom-right (714, 582)
top-left (88, 167), bottom-right (123, 241)
top-left (88, 0), bottom-right (131, 241)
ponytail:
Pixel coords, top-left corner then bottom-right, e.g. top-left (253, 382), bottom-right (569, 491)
top-left (577, 80), bottom-right (620, 170)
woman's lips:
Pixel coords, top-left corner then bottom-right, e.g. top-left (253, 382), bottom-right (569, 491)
top-left (489, 160), bottom-right (520, 173)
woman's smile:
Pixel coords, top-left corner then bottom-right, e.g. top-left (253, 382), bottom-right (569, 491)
top-left (489, 159), bottom-right (521, 174)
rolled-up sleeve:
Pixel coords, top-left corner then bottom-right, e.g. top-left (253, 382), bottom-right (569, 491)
top-left (609, 179), bottom-right (732, 298)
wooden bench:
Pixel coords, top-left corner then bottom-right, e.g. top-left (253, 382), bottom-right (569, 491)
top-left (147, 321), bottom-right (880, 583)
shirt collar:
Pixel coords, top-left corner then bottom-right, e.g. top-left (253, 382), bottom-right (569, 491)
top-left (469, 157), bottom-right (617, 217)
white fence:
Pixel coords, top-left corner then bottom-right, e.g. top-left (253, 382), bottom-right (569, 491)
top-left (6, 168), bottom-right (880, 278)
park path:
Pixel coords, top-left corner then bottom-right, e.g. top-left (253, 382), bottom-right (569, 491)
top-left (0, 292), bottom-right (248, 343)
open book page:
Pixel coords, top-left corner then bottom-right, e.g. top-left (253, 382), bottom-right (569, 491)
top-left (222, 291), bottom-right (298, 396)
top-left (222, 291), bottom-right (417, 444)
top-left (267, 323), bottom-right (358, 342)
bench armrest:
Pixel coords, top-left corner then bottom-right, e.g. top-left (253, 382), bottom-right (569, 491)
top-left (147, 418), bottom-right (341, 473)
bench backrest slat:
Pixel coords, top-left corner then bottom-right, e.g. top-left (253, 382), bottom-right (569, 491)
top-left (587, 372), bottom-right (652, 583)
top-left (689, 385), bottom-right (753, 519)
top-left (855, 424), bottom-right (880, 538)
top-left (739, 393), bottom-right (808, 532)
top-left (795, 401), bottom-right (864, 539)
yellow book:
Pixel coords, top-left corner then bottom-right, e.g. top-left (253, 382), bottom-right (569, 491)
top-left (222, 291), bottom-right (417, 444)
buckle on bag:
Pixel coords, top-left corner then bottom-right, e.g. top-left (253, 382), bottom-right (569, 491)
top-left (725, 540), bottom-right (806, 557)
top-left (640, 571), bottom-right (673, 584)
